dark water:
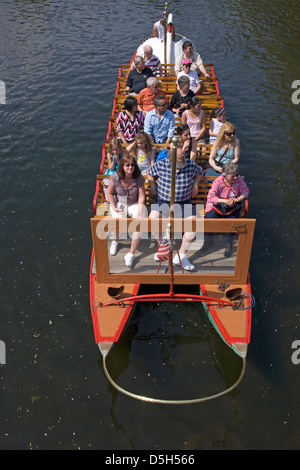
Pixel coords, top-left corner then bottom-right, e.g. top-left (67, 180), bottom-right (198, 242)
top-left (1, 0), bottom-right (300, 450)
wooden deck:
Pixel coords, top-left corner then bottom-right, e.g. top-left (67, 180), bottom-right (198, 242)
top-left (104, 235), bottom-right (237, 275)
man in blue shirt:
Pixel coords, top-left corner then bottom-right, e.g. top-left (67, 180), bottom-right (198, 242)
top-left (144, 95), bottom-right (175, 144)
top-left (147, 148), bottom-right (203, 270)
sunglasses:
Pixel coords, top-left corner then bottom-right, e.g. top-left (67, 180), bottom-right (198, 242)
top-left (124, 163), bottom-right (135, 167)
top-left (183, 64), bottom-right (191, 67)
top-left (225, 131), bottom-right (235, 136)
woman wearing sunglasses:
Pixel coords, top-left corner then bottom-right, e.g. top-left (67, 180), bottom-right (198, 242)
top-left (106, 155), bottom-right (146, 268)
top-left (206, 122), bottom-right (241, 177)
top-left (177, 59), bottom-right (202, 95)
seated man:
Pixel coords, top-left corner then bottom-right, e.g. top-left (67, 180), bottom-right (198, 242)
top-left (143, 45), bottom-right (163, 77)
top-left (137, 77), bottom-right (166, 114)
top-left (126, 56), bottom-right (153, 95)
top-left (144, 95), bottom-right (175, 144)
top-left (204, 162), bottom-right (250, 257)
top-left (147, 148), bottom-right (203, 271)
top-left (175, 40), bottom-right (210, 78)
top-left (169, 75), bottom-right (195, 117)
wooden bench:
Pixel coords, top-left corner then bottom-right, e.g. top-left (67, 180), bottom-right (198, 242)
top-left (117, 63), bottom-right (215, 78)
top-left (93, 173), bottom-right (248, 220)
top-left (99, 142), bottom-right (212, 174)
top-left (107, 94), bottom-right (223, 141)
top-left (94, 175), bottom-right (214, 216)
top-left (116, 63), bottom-right (220, 96)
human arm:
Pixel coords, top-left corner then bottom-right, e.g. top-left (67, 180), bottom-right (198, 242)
top-left (150, 149), bottom-right (155, 166)
top-left (194, 80), bottom-right (202, 95)
top-left (107, 152), bottom-right (120, 171)
top-left (195, 111), bottom-right (206, 140)
top-left (106, 179), bottom-right (121, 212)
top-left (190, 139), bottom-right (197, 161)
top-left (208, 140), bottom-right (223, 173)
top-left (199, 63), bottom-right (210, 78)
top-left (232, 176), bottom-right (249, 203)
top-left (232, 138), bottom-right (241, 164)
top-left (209, 119), bottom-right (217, 138)
top-left (175, 55), bottom-right (182, 76)
top-left (166, 113), bottom-right (175, 144)
top-left (146, 171), bottom-right (157, 197)
top-left (143, 112), bottom-right (152, 138)
top-left (191, 168), bottom-right (204, 197)
top-left (125, 71), bottom-right (133, 94)
top-left (152, 24), bottom-right (158, 38)
top-left (137, 185), bottom-right (146, 217)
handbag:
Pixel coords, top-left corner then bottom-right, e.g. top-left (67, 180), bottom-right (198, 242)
top-left (215, 147), bottom-right (228, 167)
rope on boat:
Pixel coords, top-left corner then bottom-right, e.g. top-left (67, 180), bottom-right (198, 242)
top-left (102, 355), bottom-right (246, 405)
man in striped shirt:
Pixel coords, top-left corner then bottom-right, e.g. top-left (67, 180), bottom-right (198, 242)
top-left (143, 45), bottom-right (163, 77)
top-left (147, 148), bottom-right (203, 270)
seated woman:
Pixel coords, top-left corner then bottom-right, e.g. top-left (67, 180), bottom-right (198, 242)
top-left (169, 75), bottom-right (195, 117)
top-left (106, 155), bottom-right (146, 268)
top-left (126, 131), bottom-right (155, 174)
top-left (181, 96), bottom-right (206, 145)
top-left (208, 107), bottom-right (227, 143)
top-left (204, 162), bottom-right (249, 257)
top-left (177, 59), bottom-right (202, 95)
top-left (176, 124), bottom-right (197, 161)
top-left (206, 122), bottom-right (240, 177)
top-left (116, 96), bottom-right (145, 144)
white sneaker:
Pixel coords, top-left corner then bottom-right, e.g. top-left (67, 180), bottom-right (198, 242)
top-left (124, 252), bottom-right (135, 268)
top-left (173, 253), bottom-right (195, 271)
top-left (110, 241), bottom-right (118, 256)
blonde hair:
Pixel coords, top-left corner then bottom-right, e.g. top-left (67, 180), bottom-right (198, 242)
top-left (107, 137), bottom-right (123, 155)
top-left (215, 122), bottom-right (236, 149)
top-left (130, 132), bottom-right (154, 157)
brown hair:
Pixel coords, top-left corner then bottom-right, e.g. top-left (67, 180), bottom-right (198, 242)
top-left (107, 137), bottom-right (123, 155)
top-left (130, 132), bottom-right (154, 158)
top-left (117, 155), bottom-right (141, 179)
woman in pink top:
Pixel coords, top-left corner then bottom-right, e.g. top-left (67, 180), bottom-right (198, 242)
top-left (203, 162), bottom-right (249, 257)
top-left (181, 97), bottom-right (206, 144)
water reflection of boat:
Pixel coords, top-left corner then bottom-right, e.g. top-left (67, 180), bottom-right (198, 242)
top-left (89, 7), bottom-right (255, 403)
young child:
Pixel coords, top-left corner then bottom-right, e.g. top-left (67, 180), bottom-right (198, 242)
top-left (209, 107), bottom-right (227, 143)
top-left (126, 132), bottom-right (155, 174)
top-left (103, 138), bottom-right (124, 200)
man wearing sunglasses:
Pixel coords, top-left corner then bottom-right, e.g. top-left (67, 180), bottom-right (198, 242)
top-left (144, 95), bottom-right (175, 144)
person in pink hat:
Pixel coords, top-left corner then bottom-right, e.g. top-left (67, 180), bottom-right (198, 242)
top-left (177, 59), bottom-right (202, 94)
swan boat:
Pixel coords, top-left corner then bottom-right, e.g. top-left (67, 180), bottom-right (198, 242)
top-left (89, 7), bottom-right (255, 404)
